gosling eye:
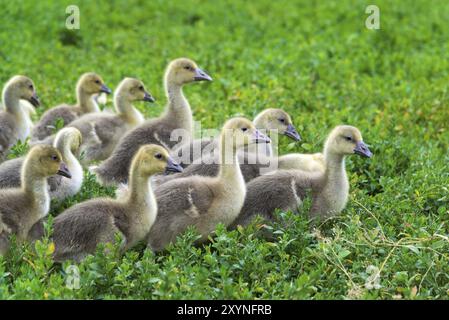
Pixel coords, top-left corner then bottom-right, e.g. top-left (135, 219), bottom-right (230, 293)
top-left (241, 127), bottom-right (248, 132)
top-left (154, 153), bottom-right (162, 160)
top-left (345, 136), bottom-right (352, 141)
top-left (278, 118), bottom-right (286, 123)
top-left (138, 85), bottom-right (144, 91)
top-left (95, 80), bottom-right (101, 84)
top-left (29, 84), bottom-right (34, 90)
top-left (184, 65), bottom-right (192, 70)
top-left (51, 155), bottom-right (58, 161)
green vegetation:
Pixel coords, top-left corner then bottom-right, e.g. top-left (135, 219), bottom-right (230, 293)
top-left (0, 0), bottom-right (448, 299)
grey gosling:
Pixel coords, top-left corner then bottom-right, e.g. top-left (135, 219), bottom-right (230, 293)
top-left (147, 117), bottom-right (270, 252)
top-left (0, 75), bottom-right (40, 161)
top-left (0, 127), bottom-right (83, 201)
top-left (31, 72), bottom-right (111, 141)
top-left (232, 125), bottom-right (373, 227)
top-left (92, 58), bottom-right (212, 186)
top-left (52, 144), bottom-right (182, 262)
top-left (0, 145), bottom-right (71, 255)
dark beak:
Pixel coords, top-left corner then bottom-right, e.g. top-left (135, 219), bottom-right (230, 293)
top-left (57, 162), bottom-right (72, 179)
top-left (165, 157), bottom-right (183, 174)
top-left (284, 124), bottom-right (301, 141)
top-left (100, 84), bottom-right (112, 95)
top-left (29, 92), bottom-right (40, 107)
top-left (354, 141), bottom-right (373, 158)
top-left (252, 129), bottom-right (271, 144)
top-left (194, 68), bottom-right (213, 81)
top-left (143, 91), bottom-right (155, 103)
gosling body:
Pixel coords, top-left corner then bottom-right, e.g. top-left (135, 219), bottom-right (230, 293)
top-left (278, 153), bottom-right (326, 173)
top-left (233, 125), bottom-right (373, 227)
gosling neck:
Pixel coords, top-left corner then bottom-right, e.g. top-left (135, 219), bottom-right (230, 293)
top-left (164, 78), bottom-right (193, 134)
top-left (21, 162), bottom-right (48, 202)
top-left (55, 138), bottom-right (77, 168)
top-left (114, 94), bottom-right (144, 125)
top-left (2, 88), bottom-right (22, 115)
top-left (126, 167), bottom-right (155, 208)
top-left (218, 134), bottom-right (243, 184)
top-left (323, 146), bottom-right (346, 183)
top-left (76, 87), bottom-right (99, 113)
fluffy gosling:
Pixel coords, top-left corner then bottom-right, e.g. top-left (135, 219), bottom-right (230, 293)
top-left (0, 128), bottom-right (82, 201)
top-left (52, 144), bottom-right (182, 262)
top-left (0, 145), bottom-right (71, 255)
top-left (0, 76), bottom-right (40, 161)
top-left (31, 72), bottom-right (111, 141)
top-left (92, 58), bottom-right (212, 186)
top-left (232, 125), bottom-right (372, 227)
top-left (147, 117), bottom-right (270, 252)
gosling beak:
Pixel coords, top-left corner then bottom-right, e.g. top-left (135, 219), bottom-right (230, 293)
top-left (194, 68), bottom-right (213, 82)
top-left (252, 129), bottom-right (271, 144)
top-left (284, 124), bottom-right (301, 141)
top-left (29, 92), bottom-right (40, 107)
top-left (143, 91), bottom-right (155, 103)
top-left (57, 162), bottom-right (72, 179)
top-left (100, 84), bottom-right (112, 95)
top-left (354, 141), bottom-right (373, 158)
top-left (165, 157), bottom-right (183, 174)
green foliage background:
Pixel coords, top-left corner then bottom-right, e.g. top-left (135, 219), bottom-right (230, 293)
top-left (0, 0), bottom-right (448, 299)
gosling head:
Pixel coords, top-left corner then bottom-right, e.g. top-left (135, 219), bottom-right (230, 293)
top-left (54, 127), bottom-right (82, 154)
top-left (222, 117), bottom-right (271, 150)
top-left (115, 77), bottom-right (155, 103)
top-left (25, 145), bottom-right (72, 179)
top-left (254, 108), bottom-right (301, 141)
top-left (134, 144), bottom-right (183, 177)
top-left (325, 125), bottom-right (373, 158)
top-left (2, 75), bottom-right (40, 107)
top-left (165, 58), bottom-right (212, 86)
top-left (77, 72), bottom-right (112, 95)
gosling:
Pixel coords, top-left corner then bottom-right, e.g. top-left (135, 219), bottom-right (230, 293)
top-left (92, 58), bottom-right (212, 186)
top-left (31, 73), bottom-right (111, 141)
top-left (0, 145), bottom-right (71, 255)
top-left (232, 125), bottom-right (373, 227)
top-left (0, 76), bottom-right (40, 161)
top-left (147, 117), bottom-right (270, 252)
top-left (52, 145), bottom-right (182, 262)
top-left (0, 127), bottom-right (83, 201)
